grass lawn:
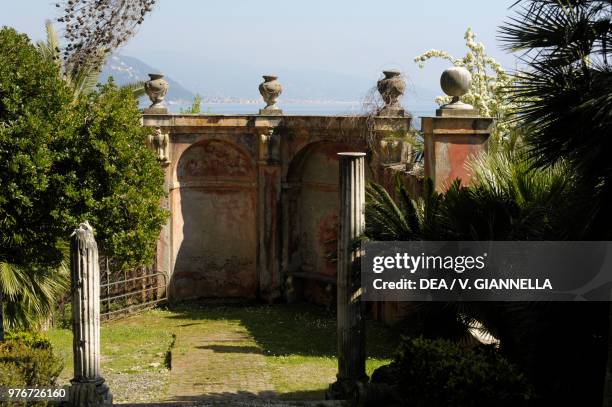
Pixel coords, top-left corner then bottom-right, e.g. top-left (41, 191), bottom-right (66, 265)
top-left (47, 302), bottom-right (399, 403)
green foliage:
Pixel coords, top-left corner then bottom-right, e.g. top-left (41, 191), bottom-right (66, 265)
top-left (0, 27), bottom-right (167, 329)
top-left (5, 331), bottom-right (53, 350)
top-left (0, 259), bottom-right (68, 330)
top-left (0, 334), bottom-right (64, 406)
top-left (37, 19), bottom-right (148, 99)
top-left (500, 0), bottom-right (612, 238)
top-left (0, 27), bottom-right (74, 266)
top-left (365, 153), bottom-right (599, 403)
top-left (120, 80), bottom-right (147, 99)
top-left (181, 94), bottom-right (202, 114)
top-left (415, 28), bottom-right (519, 146)
top-left (0, 27), bottom-right (71, 329)
top-left (388, 337), bottom-right (530, 407)
top-left (51, 80), bottom-right (168, 267)
top-left (366, 148), bottom-right (580, 242)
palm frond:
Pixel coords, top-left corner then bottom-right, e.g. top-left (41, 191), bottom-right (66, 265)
top-left (365, 182), bottom-right (414, 240)
top-left (70, 64), bottom-right (102, 97)
top-left (499, 0), bottom-right (611, 237)
top-left (0, 257), bottom-right (69, 330)
top-left (120, 80), bottom-right (146, 99)
top-left (36, 19), bottom-right (61, 69)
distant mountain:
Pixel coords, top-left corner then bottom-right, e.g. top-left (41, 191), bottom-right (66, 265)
top-left (175, 65), bottom-right (439, 112)
top-left (173, 62), bottom-right (439, 110)
top-left (100, 55), bottom-right (195, 106)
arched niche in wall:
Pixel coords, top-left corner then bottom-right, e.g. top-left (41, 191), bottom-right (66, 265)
top-left (170, 139), bottom-right (257, 301)
top-left (285, 141), bottom-right (371, 304)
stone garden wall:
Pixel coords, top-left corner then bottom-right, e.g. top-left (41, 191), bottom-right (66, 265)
top-left (142, 113), bottom-right (413, 308)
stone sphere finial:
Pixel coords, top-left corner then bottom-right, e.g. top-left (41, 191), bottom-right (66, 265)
top-left (439, 66), bottom-right (473, 110)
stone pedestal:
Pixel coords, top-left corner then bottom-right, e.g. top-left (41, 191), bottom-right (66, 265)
top-left (143, 106), bottom-right (169, 115)
top-left (422, 110), bottom-right (493, 192)
top-left (377, 106), bottom-right (408, 117)
top-left (328, 153), bottom-right (367, 400)
top-left (69, 222), bottom-right (112, 407)
top-left (259, 108), bottom-right (283, 116)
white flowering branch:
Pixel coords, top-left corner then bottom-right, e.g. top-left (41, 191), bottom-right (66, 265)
top-left (415, 28), bottom-right (518, 144)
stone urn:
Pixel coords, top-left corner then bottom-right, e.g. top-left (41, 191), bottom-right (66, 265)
top-left (259, 75), bottom-right (282, 112)
top-left (377, 70), bottom-right (406, 109)
top-left (144, 73), bottom-right (169, 109)
top-left (440, 66), bottom-right (473, 109)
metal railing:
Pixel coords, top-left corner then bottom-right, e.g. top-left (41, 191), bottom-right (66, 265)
top-left (100, 256), bottom-right (167, 320)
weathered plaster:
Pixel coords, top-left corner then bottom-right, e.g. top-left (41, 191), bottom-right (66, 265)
top-left (143, 113), bottom-right (412, 303)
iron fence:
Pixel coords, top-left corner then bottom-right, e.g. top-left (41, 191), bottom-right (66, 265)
top-left (99, 256), bottom-right (167, 320)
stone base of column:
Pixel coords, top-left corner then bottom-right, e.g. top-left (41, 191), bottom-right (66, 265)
top-left (326, 376), bottom-right (368, 401)
top-left (69, 378), bottom-right (112, 407)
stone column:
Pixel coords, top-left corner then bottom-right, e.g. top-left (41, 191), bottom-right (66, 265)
top-left (328, 152), bottom-right (367, 400)
top-left (257, 128), bottom-right (282, 301)
top-left (422, 67), bottom-right (493, 192)
top-left (69, 222), bottom-right (112, 407)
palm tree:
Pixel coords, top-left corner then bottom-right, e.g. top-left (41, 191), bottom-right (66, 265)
top-left (366, 149), bottom-right (578, 243)
top-left (0, 257), bottom-right (68, 336)
top-left (37, 19), bottom-right (146, 100)
top-left (500, 0), bottom-right (612, 238)
top-left (500, 2), bottom-right (611, 404)
top-left (365, 149), bottom-right (603, 403)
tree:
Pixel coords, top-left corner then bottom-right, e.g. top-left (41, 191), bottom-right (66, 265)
top-left (0, 27), bottom-right (74, 267)
top-left (0, 27), bottom-right (167, 330)
top-left (52, 80), bottom-right (168, 267)
top-left (37, 19), bottom-right (146, 99)
top-left (366, 148), bottom-right (578, 246)
top-left (500, 0), bottom-right (612, 238)
top-left (415, 28), bottom-right (519, 147)
top-left (0, 28), bottom-right (74, 333)
top-left (500, 1), bottom-right (612, 404)
top-left (365, 156), bottom-right (605, 404)
top-left (56, 0), bottom-right (157, 78)
top-left (0, 259), bottom-right (69, 331)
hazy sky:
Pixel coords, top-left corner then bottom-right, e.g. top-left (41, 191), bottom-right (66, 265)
top-left (4, 1), bottom-right (519, 95)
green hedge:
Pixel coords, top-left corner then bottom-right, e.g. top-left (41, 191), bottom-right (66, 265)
top-left (0, 332), bottom-right (64, 406)
top-left (376, 337), bottom-right (531, 407)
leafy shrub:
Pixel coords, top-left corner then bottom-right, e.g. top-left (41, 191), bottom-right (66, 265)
top-left (0, 26), bottom-right (167, 329)
top-left (0, 27), bottom-right (73, 267)
top-left (4, 331), bottom-right (53, 350)
top-left (0, 26), bottom-right (167, 270)
top-left (0, 332), bottom-right (64, 406)
top-left (374, 337), bottom-right (531, 407)
top-left (52, 80), bottom-right (168, 268)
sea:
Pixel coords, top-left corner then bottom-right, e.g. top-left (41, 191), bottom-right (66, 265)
top-left (166, 102), bottom-right (435, 130)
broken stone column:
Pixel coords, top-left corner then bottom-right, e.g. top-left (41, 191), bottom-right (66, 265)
top-left (69, 222), bottom-right (112, 407)
top-left (328, 152), bottom-right (367, 400)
